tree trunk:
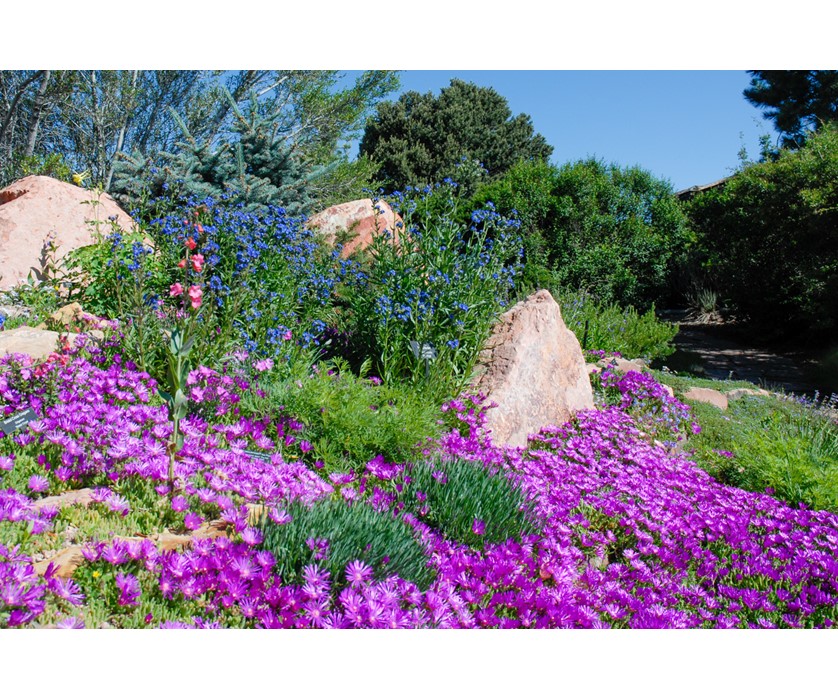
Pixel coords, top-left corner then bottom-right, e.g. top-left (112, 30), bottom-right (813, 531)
top-left (24, 70), bottom-right (51, 157)
top-left (0, 70), bottom-right (44, 148)
top-left (105, 69), bottom-right (138, 191)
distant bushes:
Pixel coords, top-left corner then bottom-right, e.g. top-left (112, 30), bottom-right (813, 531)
top-left (685, 124), bottom-right (838, 341)
top-left (473, 158), bottom-right (691, 310)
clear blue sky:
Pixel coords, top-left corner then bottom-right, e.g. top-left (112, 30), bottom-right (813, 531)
top-left (348, 70), bottom-right (777, 192)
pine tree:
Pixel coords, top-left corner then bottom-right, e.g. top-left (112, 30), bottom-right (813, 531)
top-left (744, 70), bottom-right (838, 149)
top-left (359, 79), bottom-right (553, 195)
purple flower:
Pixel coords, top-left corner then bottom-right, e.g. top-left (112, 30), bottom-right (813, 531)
top-left (184, 512), bottom-right (203, 531)
top-left (115, 572), bottom-right (140, 607)
top-left (27, 475), bottom-right (49, 493)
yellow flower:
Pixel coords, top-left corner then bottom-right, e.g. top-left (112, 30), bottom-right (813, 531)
top-left (72, 170), bottom-right (90, 187)
top-left (92, 571), bottom-right (101, 578)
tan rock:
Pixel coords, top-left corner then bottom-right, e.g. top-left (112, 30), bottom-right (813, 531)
top-left (0, 175), bottom-right (135, 290)
top-left (0, 325), bottom-right (77, 360)
top-left (726, 387), bottom-right (772, 401)
top-left (614, 358), bottom-right (647, 374)
top-left (472, 289), bottom-right (594, 447)
top-left (306, 198), bottom-right (402, 259)
top-left (684, 387), bottom-right (729, 411)
top-left (33, 545), bottom-right (85, 578)
top-left (33, 488), bottom-right (95, 510)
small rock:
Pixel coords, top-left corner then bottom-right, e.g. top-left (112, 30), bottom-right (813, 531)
top-left (684, 387), bottom-right (729, 411)
top-left (33, 488), bottom-right (95, 510)
top-left (33, 545), bottom-right (85, 578)
top-left (726, 387), bottom-right (772, 401)
top-left (614, 358), bottom-right (646, 374)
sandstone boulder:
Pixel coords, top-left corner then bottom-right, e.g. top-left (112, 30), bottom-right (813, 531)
top-left (684, 387), bottom-right (729, 411)
top-left (0, 175), bottom-right (135, 290)
top-left (306, 198), bottom-right (401, 258)
top-left (472, 289), bottom-right (594, 447)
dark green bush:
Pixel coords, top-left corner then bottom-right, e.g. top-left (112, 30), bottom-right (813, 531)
top-left (260, 498), bottom-right (435, 589)
top-left (685, 124), bottom-right (838, 341)
top-left (474, 158), bottom-right (691, 310)
top-left (400, 457), bottom-right (538, 549)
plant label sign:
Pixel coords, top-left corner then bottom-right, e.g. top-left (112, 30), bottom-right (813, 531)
top-left (242, 449), bottom-right (272, 464)
top-left (0, 407), bottom-right (38, 436)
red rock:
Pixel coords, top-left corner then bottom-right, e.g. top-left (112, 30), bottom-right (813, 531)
top-left (472, 289), bottom-right (594, 447)
top-left (306, 198), bottom-right (401, 258)
top-left (0, 175), bottom-right (135, 290)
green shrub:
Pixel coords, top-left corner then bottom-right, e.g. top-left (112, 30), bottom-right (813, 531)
top-left (260, 498), bottom-right (434, 589)
top-left (400, 457), bottom-right (538, 549)
top-left (557, 289), bottom-right (678, 361)
top-left (343, 183), bottom-right (522, 391)
top-left (241, 358), bottom-right (441, 470)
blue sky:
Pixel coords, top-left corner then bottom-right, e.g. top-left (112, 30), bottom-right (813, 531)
top-left (349, 71), bottom-right (777, 192)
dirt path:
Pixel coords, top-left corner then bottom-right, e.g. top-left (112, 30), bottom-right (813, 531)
top-left (655, 318), bottom-right (836, 396)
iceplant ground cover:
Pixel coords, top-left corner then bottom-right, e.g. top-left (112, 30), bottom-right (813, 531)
top-left (2, 339), bottom-right (838, 629)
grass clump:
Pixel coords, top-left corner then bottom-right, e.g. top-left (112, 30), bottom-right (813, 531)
top-left (260, 498), bottom-right (434, 590)
top-left (401, 457), bottom-right (538, 549)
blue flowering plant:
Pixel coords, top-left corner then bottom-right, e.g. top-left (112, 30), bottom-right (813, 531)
top-left (345, 181), bottom-right (523, 391)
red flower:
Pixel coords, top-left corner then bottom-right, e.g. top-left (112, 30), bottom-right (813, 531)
top-left (185, 237), bottom-right (197, 251)
top-left (191, 254), bottom-right (204, 272)
top-left (177, 259), bottom-right (186, 269)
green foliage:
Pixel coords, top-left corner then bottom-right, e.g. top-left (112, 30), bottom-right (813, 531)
top-left (685, 124), bottom-right (838, 341)
top-left (360, 79), bottom-right (552, 195)
top-left (241, 359), bottom-right (441, 470)
top-left (0, 152), bottom-right (74, 187)
top-left (744, 70), bottom-right (838, 150)
top-left (400, 458), bottom-right (538, 549)
top-left (686, 393), bottom-right (838, 513)
top-left (474, 158), bottom-right (691, 309)
top-left (342, 184), bottom-right (523, 391)
top-left (260, 498), bottom-right (434, 589)
top-left (557, 289), bottom-right (678, 361)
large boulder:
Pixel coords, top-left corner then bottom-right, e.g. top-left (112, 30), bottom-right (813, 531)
top-left (306, 198), bottom-right (401, 258)
top-left (0, 175), bottom-right (135, 290)
top-left (472, 289), bottom-right (594, 448)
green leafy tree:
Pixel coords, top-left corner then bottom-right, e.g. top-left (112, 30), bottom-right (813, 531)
top-left (685, 124), bottom-right (838, 341)
top-left (474, 158), bottom-right (690, 309)
top-left (744, 70), bottom-right (838, 149)
top-left (359, 79), bottom-right (552, 195)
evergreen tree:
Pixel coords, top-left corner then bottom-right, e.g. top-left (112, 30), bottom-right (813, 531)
top-left (113, 70), bottom-right (398, 215)
top-left (744, 70), bottom-right (838, 149)
top-left (360, 79), bottom-right (553, 194)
